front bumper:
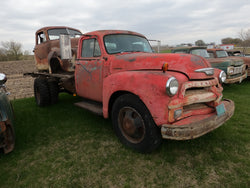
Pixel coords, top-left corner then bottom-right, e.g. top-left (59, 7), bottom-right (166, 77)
top-left (161, 99), bottom-right (234, 140)
top-left (225, 72), bottom-right (247, 84)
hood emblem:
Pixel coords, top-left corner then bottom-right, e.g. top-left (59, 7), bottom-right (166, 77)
top-left (195, 68), bottom-right (214, 76)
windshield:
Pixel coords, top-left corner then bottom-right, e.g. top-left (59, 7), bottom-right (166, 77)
top-left (190, 49), bottom-right (210, 58)
top-left (104, 34), bottom-right (153, 54)
top-left (48, 28), bottom-right (82, 40)
top-left (216, 50), bottom-right (228, 58)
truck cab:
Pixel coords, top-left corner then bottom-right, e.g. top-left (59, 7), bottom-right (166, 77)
top-left (34, 26), bottom-right (82, 73)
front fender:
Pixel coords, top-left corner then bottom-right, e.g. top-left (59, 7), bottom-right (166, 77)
top-left (48, 48), bottom-right (75, 72)
top-left (48, 48), bottom-right (60, 61)
top-left (103, 71), bottom-right (186, 126)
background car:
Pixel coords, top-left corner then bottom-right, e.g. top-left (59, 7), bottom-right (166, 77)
top-left (222, 49), bottom-right (250, 77)
top-left (171, 46), bottom-right (247, 83)
top-left (0, 73), bottom-right (15, 154)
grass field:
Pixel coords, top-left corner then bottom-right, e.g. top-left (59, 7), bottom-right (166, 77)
top-left (0, 80), bottom-right (250, 187)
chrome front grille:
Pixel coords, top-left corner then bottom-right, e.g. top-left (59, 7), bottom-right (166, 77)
top-left (168, 78), bottom-right (222, 123)
top-left (227, 64), bottom-right (246, 76)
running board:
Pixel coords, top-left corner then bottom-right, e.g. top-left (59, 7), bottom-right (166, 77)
top-left (74, 100), bottom-right (103, 116)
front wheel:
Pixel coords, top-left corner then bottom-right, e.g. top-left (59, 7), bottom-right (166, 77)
top-left (112, 94), bottom-right (162, 153)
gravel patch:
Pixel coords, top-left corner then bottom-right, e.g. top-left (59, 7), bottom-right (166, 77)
top-left (0, 60), bottom-right (37, 100)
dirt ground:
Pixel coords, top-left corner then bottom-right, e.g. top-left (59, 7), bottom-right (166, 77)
top-left (0, 60), bottom-right (37, 100)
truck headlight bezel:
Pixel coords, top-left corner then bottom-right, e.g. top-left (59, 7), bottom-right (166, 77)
top-left (166, 77), bottom-right (179, 96)
top-left (219, 71), bottom-right (227, 83)
top-left (227, 67), bottom-right (234, 75)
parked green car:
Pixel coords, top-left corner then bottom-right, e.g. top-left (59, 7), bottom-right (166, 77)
top-left (171, 46), bottom-right (247, 84)
top-left (0, 73), bottom-right (15, 154)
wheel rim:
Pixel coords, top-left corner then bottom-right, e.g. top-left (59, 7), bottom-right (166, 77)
top-left (118, 107), bottom-right (145, 144)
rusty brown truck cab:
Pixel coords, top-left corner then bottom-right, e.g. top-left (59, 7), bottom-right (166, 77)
top-left (28, 26), bottom-right (83, 101)
top-left (34, 26), bottom-right (82, 73)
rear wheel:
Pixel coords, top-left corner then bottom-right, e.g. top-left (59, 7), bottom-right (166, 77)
top-left (48, 80), bottom-right (59, 104)
top-left (112, 94), bottom-right (162, 153)
top-left (34, 77), bottom-right (50, 106)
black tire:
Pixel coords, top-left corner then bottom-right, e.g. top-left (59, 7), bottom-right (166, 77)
top-left (3, 123), bottom-right (15, 154)
top-left (34, 77), bottom-right (50, 106)
top-left (48, 80), bottom-right (59, 104)
top-left (112, 94), bottom-right (162, 153)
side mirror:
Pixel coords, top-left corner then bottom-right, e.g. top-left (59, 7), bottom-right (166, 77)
top-left (0, 73), bottom-right (7, 85)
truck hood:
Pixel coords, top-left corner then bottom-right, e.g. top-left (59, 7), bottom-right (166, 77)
top-left (111, 53), bottom-right (214, 80)
top-left (207, 57), bottom-right (244, 67)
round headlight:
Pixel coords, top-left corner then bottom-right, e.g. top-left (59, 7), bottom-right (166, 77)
top-left (227, 67), bottom-right (234, 75)
top-left (166, 77), bottom-right (179, 96)
top-left (219, 71), bottom-right (227, 83)
top-left (0, 73), bottom-right (7, 85)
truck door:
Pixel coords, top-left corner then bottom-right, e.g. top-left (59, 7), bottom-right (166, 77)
top-left (34, 31), bottom-right (50, 61)
top-left (75, 37), bottom-right (103, 102)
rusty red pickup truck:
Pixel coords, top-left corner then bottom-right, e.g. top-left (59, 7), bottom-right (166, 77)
top-left (28, 28), bottom-right (235, 153)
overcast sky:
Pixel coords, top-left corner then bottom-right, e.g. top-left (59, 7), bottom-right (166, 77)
top-left (1, 0), bottom-right (250, 53)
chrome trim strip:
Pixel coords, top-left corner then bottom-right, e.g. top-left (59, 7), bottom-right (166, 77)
top-left (195, 68), bottom-right (214, 76)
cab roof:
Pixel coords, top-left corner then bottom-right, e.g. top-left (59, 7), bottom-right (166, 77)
top-left (36, 26), bottom-right (82, 34)
top-left (83, 30), bottom-right (146, 38)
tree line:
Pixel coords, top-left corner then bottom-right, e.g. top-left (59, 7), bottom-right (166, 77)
top-left (0, 40), bottom-right (30, 61)
top-left (195, 29), bottom-right (250, 53)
